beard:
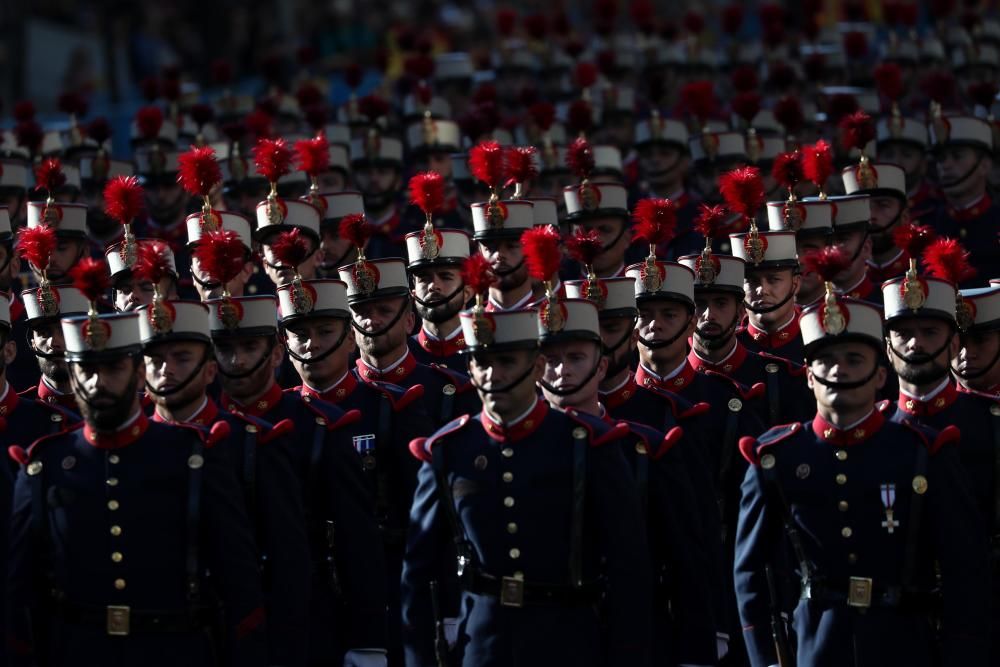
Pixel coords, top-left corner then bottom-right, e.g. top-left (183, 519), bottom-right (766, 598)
top-left (604, 345), bottom-right (632, 378)
top-left (871, 230), bottom-right (895, 255)
top-left (495, 263), bottom-right (528, 291)
top-left (415, 294), bottom-right (463, 324)
top-left (78, 371), bottom-right (139, 431)
top-left (362, 189), bottom-right (395, 212)
top-left (896, 357), bottom-right (950, 385)
top-left (357, 328), bottom-right (402, 358)
top-left (40, 358), bottom-right (70, 384)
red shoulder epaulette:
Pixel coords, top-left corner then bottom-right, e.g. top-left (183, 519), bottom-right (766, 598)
top-left (651, 426), bottom-right (684, 461)
top-left (258, 418), bottom-right (294, 444)
top-left (739, 422), bottom-right (802, 465)
top-left (929, 424), bottom-right (960, 455)
top-left (370, 382), bottom-right (425, 412)
top-left (703, 369), bottom-right (766, 401)
top-left (408, 414), bottom-right (472, 462)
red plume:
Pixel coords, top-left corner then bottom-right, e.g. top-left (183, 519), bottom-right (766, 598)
top-left (136, 106), bottom-right (164, 140)
top-left (408, 172), bottom-right (446, 215)
top-left (800, 246), bottom-right (850, 281)
top-left (103, 175), bottom-right (145, 225)
top-left (566, 137), bottom-right (595, 180)
top-left (177, 146), bottom-right (222, 197)
top-left (680, 81), bottom-right (716, 124)
top-left (34, 159), bottom-right (66, 194)
top-left (874, 63), bottom-right (904, 103)
top-left (69, 258), bottom-right (110, 303)
top-left (270, 228), bottom-right (313, 270)
top-left (13, 100), bottom-right (35, 123)
top-left (468, 140), bottom-right (507, 190)
top-left (521, 225), bottom-right (562, 281)
top-left (843, 31), bottom-right (868, 60)
top-left (732, 92), bottom-right (761, 124)
top-left (574, 62), bottom-right (598, 89)
top-left (358, 94), bottom-right (389, 123)
top-left (968, 82), bottom-right (999, 110)
top-left (344, 63), bottom-right (364, 90)
top-left (189, 103), bottom-right (215, 128)
top-left (839, 111), bottom-right (875, 151)
top-left (524, 13), bottom-right (549, 39)
top-left (462, 254), bottom-right (496, 295)
top-left (133, 240), bottom-right (174, 285)
top-left (295, 83), bottom-right (323, 110)
top-left (566, 100), bottom-right (594, 136)
top-left (683, 10), bottom-right (705, 34)
top-left (57, 92), bottom-right (88, 117)
top-left (719, 167), bottom-right (766, 219)
top-left (505, 146), bottom-right (538, 186)
top-left (772, 151), bottom-right (804, 190)
top-left (529, 102), bottom-right (556, 131)
top-left (731, 65), bottom-right (759, 94)
top-left (921, 70), bottom-right (955, 106)
top-left (338, 213), bottom-right (372, 248)
top-left (632, 198), bottom-right (678, 246)
top-left (694, 204), bottom-right (730, 238)
top-left (802, 140), bottom-right (834, 189)
top-left (923, 238), bottom-right (976, 284)
top-left (244, 109), bottom-right (273, 139)
top-left (16, 225), bottom-right (57, 271)
top-left (774, 96), bottom-right (805, 136)
top-left (497, 7), bottom-right (518, 36)
top-left (86, 117), bottom-right (112, 145)
top-left (565, 228), bottom-right (604, 266)
top-left (252, 138), bottom-right (294, 183)
top-left (14, 121), bottom-right (43, 154)
top-left (295, 135), bottom-right (330, 177)
top-left (194, 229), bottom-right (246, 285)
top-left (211, 59), bottom-right (233, 86)
top-left (892, 222), bottom-right (937, 258)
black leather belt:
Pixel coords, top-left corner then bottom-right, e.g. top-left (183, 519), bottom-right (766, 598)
top-left (58, 601), bottom-right (213, 636)
top-left (464, 570), bottom-right (600, 608)
top-left (804, 577), bottom-right (937, 611)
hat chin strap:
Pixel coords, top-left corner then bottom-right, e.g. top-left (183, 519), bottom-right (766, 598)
top-left (887, 331), bottom-right (955, 382)
top-left (216, 338), bottom-right (276, 379)
top-left (412, 282), bottom-right (466, 309)
top-left (539, 354), bottom-right (603, 397)
top-left (281, 323), bottom-right (349, 365)
top-left (934, 152), bottom-right (985, 190)
top-left (351, 299), bottom-right (409, 339)
top-left (744, 290), bottom-right (795, 315)
top-left (810, 360), bottom-right (880, 390)
top-left (869, 207), bottom-right (904, 237)
top-left (144, 352), bottom-right (209, 397)
top-left (952, 341), bottom-right (1000, 381)
top-left (694, 313), bottom-right (741, 348)
top-left (601, 317), bottom-right (638, 357)
top-left (493, 258), bottom-right (524, 278)
top-left (600, 222), bottom-right (628, 253)
top-left (637, 314), bottom-right (692, 350)
top-left (28, 331), bottom-right (64, 361)
top-left (466, 358), bottom-right (537, 395)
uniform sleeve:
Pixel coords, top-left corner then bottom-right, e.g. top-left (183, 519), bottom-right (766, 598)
top-left (201, 441), bottom-right (270, 667)
top-left (400, 460), bottom-right (449, 667)
top-left (326, 433), bottom-right (388, 650)
top-left (926, 445), bottom-right (991, 664)
top-left (5, 468), bottom-right (38, 666)
top-left (732, 462), bottom-right (782, 667)
top-left (588, 443), bottom-right (653, 666)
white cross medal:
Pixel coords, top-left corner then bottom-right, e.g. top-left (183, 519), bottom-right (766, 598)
top-left (881, 483), bottom-right (900, 534)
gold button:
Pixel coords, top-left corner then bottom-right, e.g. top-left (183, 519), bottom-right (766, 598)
top-left (109, 454), bottom-right (120, 464)
top-left (848, 553), bottom-right (858, 564)
top-left (761, 454), bottom-right (776, 469)
top-left (835, 449), bottom-right (847, 461)
top-left (835, 474), bottom-right (847, 485)
top-left (50, 413), bottom-right (63, 422)
top-left (245, 424), bottom-right (258, 434)
top-left (114, 578), bottom-right (126, 591)
top-left (503, 496), bottom-right (515, 508)
top-left (991, 404), bottom-right (1000, 416)
top-left (841, 527), bottom-right (853, 538)
top-left (514, 570), bottom-right (524, 579)
top-left (110, 525), bottom-right (122, 536)
top-left (509, 548), bottom-right (521, 559)
top-left (443, 384), bottom-right (456, 396)
top-left (27, 461), bottom-right (42, 476)
top-left (572, 427), bottom-right (587, 439)
top-left (728, 398), bottom-right (743, 412)
top-left (111, 551), bottom-right (123, 563)
top-left (502, 472), bottom-right (513, 483)
top-left (507, 522), bottom-right (518, 534)
top-left (187, 454), bottom-right (204, 470)
top-left (765, 363), bottom-right (779, 374)
top-left (108, 499), bottom-right (120, 511)
top-left (501, 448), bottom-right (513, 458)
top-left (838, 501), bottom-right (849, 512)
top-left (315, 417), bottom-right (326, 426)
top-left (106, 477), bottom-right (118, 487)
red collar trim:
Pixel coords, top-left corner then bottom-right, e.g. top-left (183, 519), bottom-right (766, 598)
top-left (374, 209), bottom-right (402, 239)
top-left (480, 399), bottom-right (548, 443)
top-left (37, 380), bottom-right (78, 412)
top-left (957, 382), bottom-right (1000, 398)
top-left (84, 411), bottom-right (149, 449)
top-left (8, 294), bottom-right (24, 322)
top-left (417, 327), bottom-right (467, 358)
top-left (687, 342), bottom-right (749, 376)
top-left (844, 275), bottom-right (875, 301)
top-left (301, 370), bottom-right (359, 404)
top-left (635, 360), bottom-right (697, 392)
top-left (0, 383), bottom-right (19, 417)
top-left (897, 382), bottom-right (959, 417)
top-left (221, 382), bottom-right (283, 418)
top-left (746, 310), bottom-right (802, 349)
top-left (151, 398), bottom-right (220, 426)
top-left (812, 409), bottom-right (885, 445)
top-left (356, 350), bottom-right (418, 384)
top-left (946, 193), bottom-right (992, 222)
top-left (600, 372), bottom-right (638, 410)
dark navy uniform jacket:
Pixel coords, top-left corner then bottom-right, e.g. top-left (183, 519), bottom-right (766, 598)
top-left (408, 326), bottom-right (468, 372)
top-left (734, 409), bottom-right (990, 667)
top-left (222, 383), bottom-right (388, 662)
top-left (927, 193), bottom-right (1000, 287)
top-left (20, 380), bottom-right (81, 421)
top-left (5, 297), bottom-right (39, 393)
top-left (6, 413), bottom-right (267, 667)
top-left (738, 310), bottom-right (806, 367)
top-left (402, 400), bottom-right (652, 667)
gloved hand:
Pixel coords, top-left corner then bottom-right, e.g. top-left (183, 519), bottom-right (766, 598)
top-left (716, 632), bottom-right (730, 660)
top-left (343, 649), bottom-right (388, 667)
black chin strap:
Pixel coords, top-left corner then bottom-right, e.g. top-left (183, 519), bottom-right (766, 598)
top-left (644, 154), bottom-right (683, 183)
top-left (351, 299), bottom-right (410, 339)
top-left (27, 330), bottom-right (64, 361)
top-left (744, 290), bottom-right (796, 315)
top-left (952, 339), bottom-right (1000, 381)
top-left (191, 271), bottom-right (220, 291)
top-left (869, 207), bottom-right (904, 237)
top-left (638, 314), bottom-right (693, 350)
top-left (935, 152), bottom-right (985, 190)
top-left (412, 282), bottom-right (466, 309)
top-left (144, 353), bottom-right (209, 397)
top-left (466, 358), bottom-right (537, 395)
top-left (810, 360), bottom-right (881, 390)
top-left (494, 258), bottom-right (525, 279)
top-left (694, 313), bottom-right (741, 347)
top-left (216, 338), bottom-right (276, 379)
top-left (887, 330), bottom-right (955, 381)
top-left (539, 354), bottom-right (603, 397)
top-left (280, 323), bottom-right (349, 365)
top-left (602, 317), bottom-right (638, 356)
top-left (845, 230), bottom-right (869, 264)
top-left (599, 221), bottom-right (628, 253)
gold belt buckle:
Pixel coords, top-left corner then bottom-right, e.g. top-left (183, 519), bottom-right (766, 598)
top-left (106, 605), bottom-right (130, 636)
top-left (499, 576), bottom-right (525, 608)
top-left (847, 577), bottom-right (873, 608)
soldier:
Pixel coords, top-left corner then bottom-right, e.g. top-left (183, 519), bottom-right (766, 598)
top-left (132, 107), bottom-right (186, 247)
top-left (24, 165), bottom-right (90, 287)
top-left (953, 285), bottom-right (1000, 396)
top-left (401, 300), bottom-right (653, 666)
top-left (842, 155), bottom-right (912, 284)
top-left (6, 271), bottom-right (268, 666)
top-left (0, 152), bottom-right (29, 229)
top-left (826, 194), bottom-right (882, 304)
top-left (349, 132), bottom-right (409, 259)
top-left (766, 197), bottom-right (835, 310)
top-left (185, 210), bottom-right (257, 302)
top-left (0, 207), bottom-right (37, 393)
top-left (315, 192), bottom-right (364, 279)
top-left (107, 240), bottom-right (179, 312)
top-left (734, 290), bottom-right (989, 666)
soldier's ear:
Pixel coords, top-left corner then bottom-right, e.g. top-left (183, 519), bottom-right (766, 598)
top-left (805, 367), bottom-right (815, 391)
top-left (270, 338), bottom-right (285, 369)
top-left (531, 352), bottom-right (546, 380)
top-left (595, 354), bottom-right (608, 384)
top-left (8, 253), bottom-right (20, 279)
top-left (203, 358), bottom-right (218, 384)
top-left (790, 273), bottom-right (802, 297)
top-left (874, 363), bottom-right (888, 391)
top-left (2, 339), bottom-right (15, 365)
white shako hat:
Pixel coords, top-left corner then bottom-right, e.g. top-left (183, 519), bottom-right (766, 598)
top-left (625, 260), bottom-right (696, 308)
top-left (0, 158), bottom-right (29, 190)
top-left (563, 181), bottom-right (629, 220)
top-left (689, 131), bottom-right (748, 163)
top-left (842, 162), bottom-right (907, 201)
top-left (800, 297), bottom-right (885, 359)
top-left (106, 240), bottom-right (178, 282)
top-left (0, 291), bottom-right (8, 329)
top-left (79, 156), bottom-right (134, 183)
top-left (459, 307), bottom-right (539, 353)
top-left (634, 114), bottom-right (689, 148)
top-left (349, 135), bottom-right (404, 165)
top-left (730, 230), bottom-right (799, 270)
top-left (526, 197), bottom-right (559, 227)
top-left (318, 191), bottom-right (365, 224)
top-left (766, 197), bottom-right (834, 237)
top-left (62, 311), bottom-right (142, 362)
top-left (337, 257), bottom-right (409, 304)
top-left (958, 286), bottom-right (1000, 332)
top-left (138, 300), bottom-right (211, 345)
top-left (405, 228), bottom-right (471, 269)
top-left (882, 275), bottom-right (957, 324)
top-left (27, 201), bottom-right (88, 239)
top-left (277, 279), bottom-right (350, 325)
top-left (828, 193), bottom-right (871, 233)
top-left (22, 286), bottom-right (89, 325)
top-left (876, 115), bottom-right (928, 150)
top-left (471, 199), bottom-right (534, 241)
top-left (679, 253), bottom-right (747, 296)
top-left (254, 198), bottom-right (322, 244)
top-left (207, 295), bottom-right (278, 338)
top-left (536, 297), bottom-right (601, 344)
top-left (565, 276), bottom-right (637, 319)
top-left (929, 115), bottom-right (993, 151)
top-left (406, 119), bottom-right (461, 154)
top-left (185, 210), bottom-right (253, 250)
top-left (0, 208), bottom-right (10, 244)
